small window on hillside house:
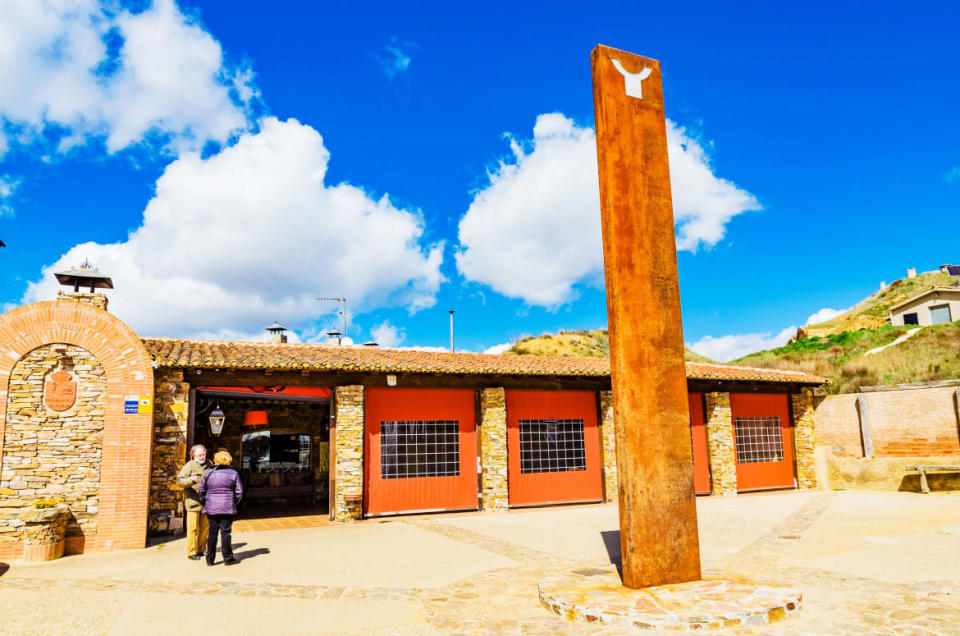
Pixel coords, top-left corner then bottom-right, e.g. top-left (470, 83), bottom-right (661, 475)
top-left (903, 312), bottom-right (919, 325)
top-left (930, 305), bottom-right (952, 325)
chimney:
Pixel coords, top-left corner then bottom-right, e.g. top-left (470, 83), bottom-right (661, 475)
top-left (879, 281), bottom-right (886, 290)
top-left (266, 322), bottom-right (288, 343)
top-left (325, 330), bottom-right (342, 346)
top-left (907, 267), bottom-right (917, 279)
top-left (55, 259), bottom-right (113, 311)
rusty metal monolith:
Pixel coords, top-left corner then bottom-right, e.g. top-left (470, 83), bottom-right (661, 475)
top-left (591, 44), bottom-right (702, 589)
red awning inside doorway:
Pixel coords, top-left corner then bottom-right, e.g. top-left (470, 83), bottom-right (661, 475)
top-left (197, 385), bottom-right (330, 399)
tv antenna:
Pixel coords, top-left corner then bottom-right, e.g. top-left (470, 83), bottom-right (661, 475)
top-left (318, 296), bottom-right (348, 338)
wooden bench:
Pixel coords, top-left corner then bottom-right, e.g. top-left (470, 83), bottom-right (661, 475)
top-left (905, 465), bottom-right (960, 493)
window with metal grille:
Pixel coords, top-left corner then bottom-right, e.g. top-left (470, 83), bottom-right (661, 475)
top-left (519, 419), bottom-right (586, 474)
top-left (380, 420), bottom-right (460, 479)
top-left (733, 417), bottom-right (784, 463)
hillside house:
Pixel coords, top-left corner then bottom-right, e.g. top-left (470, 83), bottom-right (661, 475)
top-left (889, 287), bottom-right (960, 326)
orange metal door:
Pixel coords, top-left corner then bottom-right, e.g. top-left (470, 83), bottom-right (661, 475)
top-left (689, 393), bottom-right (711, 494)
top-left (364, 388), bottom-right (477, 515)
top-left (730, 393), bottom-right (795, 491)
top-left (506, 390), bottom-right (603, 506)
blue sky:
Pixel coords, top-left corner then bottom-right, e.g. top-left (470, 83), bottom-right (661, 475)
top-left (1, 1), bottom-right (958, 361)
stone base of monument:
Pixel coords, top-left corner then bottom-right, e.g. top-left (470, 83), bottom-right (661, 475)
top-left (539, 566), bottom-right (801, 631)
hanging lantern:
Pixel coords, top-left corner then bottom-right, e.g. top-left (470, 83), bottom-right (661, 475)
top-left (209, 403), bottom-right (226, 437)
top-left (244, 410), bottom-right (268, 427)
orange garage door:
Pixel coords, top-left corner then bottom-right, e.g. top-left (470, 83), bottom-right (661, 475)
top-left (506, 390), bottom-right (603, 506)
top-left (689, 393), bottom-right (711, 495)
top-left (730, 393), bottom-right (795, 491)
top-left (364, 388), bottom-right (478, 515)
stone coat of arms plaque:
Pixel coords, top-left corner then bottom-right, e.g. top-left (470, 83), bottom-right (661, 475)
top-left (45, 368), bottom-right (77, 412)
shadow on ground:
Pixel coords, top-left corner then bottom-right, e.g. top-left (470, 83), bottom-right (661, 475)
top-left (0, 562), bottom-right (8, 577)
top-left (234, 547), bottom-right (270, 561)
top-left (601, 530), bottom-right (623, 577)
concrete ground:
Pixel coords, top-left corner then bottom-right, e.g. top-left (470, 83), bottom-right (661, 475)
top-left (1, 490), bottom-right (959, 634)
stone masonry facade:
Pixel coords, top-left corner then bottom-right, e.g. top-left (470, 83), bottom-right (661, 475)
top-left (333, 385), bottom-right (364, 522)
top-left (791, 389), bottom-right (817, 489)
top-left (480, 388), bottom-right (508, 511)
top-left (705, 392), bottom-right (737, 496)
top-left (599, 391), bottom-right (618, 503)
top-left (0, 344), bottom-right (105, 551)
top-left (149, 368), bottom-right (190, 533)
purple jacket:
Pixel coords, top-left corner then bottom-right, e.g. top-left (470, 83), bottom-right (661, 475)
top-left (198, 465), bottom-right (243, 515)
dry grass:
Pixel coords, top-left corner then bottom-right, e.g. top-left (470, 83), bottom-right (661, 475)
top-left (735, 322), bottom-right (960, 393)
top-left (504, 329), bottom-right (714, 362)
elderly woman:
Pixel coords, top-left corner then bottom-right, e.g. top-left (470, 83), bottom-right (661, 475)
top-left (198, 450), bottom-right (243, 566)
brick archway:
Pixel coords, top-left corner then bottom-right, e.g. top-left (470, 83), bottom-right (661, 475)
top-left (0, 300), bottom-right (154, 553)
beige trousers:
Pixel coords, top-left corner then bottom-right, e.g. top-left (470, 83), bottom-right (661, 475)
top-left (186, 510), bottom-right (208, 556)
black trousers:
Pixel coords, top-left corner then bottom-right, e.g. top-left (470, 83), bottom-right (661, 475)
top-left (205, 514), bottom-right (235, 564)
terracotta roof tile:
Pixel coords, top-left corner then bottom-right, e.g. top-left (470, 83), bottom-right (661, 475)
top-left (142, 337), bottom-right (826, 385)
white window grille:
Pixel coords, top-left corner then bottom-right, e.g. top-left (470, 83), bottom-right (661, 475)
top-left (519, 419), bottom-right (586, 474)
top-left (733, 417), bottom-right (784, 463)
top-left (380, 420), bottom-right (459, 479)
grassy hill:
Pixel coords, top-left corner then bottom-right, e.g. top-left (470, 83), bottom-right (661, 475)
top-left (798, 271), bottom-right (958, 339)
top-left (504, 329), bottom-right (715, 363)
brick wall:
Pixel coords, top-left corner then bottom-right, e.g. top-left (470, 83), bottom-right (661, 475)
top-left (813, 394), bottom-right (862, 457)
top-left (0, 299), bottom-right (154, 558)
top-left (815, 386), bottom-right (960, 458)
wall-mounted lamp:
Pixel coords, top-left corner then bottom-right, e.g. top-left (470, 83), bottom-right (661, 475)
top-left (209, 403), bottom-right (225, 437)
top-left (386, 374), bottom-right (397, 387)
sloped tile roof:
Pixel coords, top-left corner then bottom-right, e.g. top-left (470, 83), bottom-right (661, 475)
top-left (142, 338), bottom-right (826, 385)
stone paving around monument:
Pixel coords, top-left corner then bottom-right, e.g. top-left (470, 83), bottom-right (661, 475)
top-left (1, 490), bottom-right (959, 634)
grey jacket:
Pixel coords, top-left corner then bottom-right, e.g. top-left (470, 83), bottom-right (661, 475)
top-left (176, 459), bottom-right (212, 512)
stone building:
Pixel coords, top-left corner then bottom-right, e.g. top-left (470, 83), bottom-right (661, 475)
top-left (0, 292), bottom-right (825, 559)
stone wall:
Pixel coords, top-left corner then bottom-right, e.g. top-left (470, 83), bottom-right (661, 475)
top-left (56, 291), bottom-right (108, 311)
top-left (480, 387), bottom-right (508, 511)
top-left (704, 392), bottom-right (737, 495)
top-left (333, 385), bottom-right (364, 522)
top-left (791, 389), bottom-right (817, 489)
top-left (149, 369), bottom-right (189, 533)
top-left (599, 391), bottom-right (618, 503)
top-left (0, 344), bottom-right (105, 551)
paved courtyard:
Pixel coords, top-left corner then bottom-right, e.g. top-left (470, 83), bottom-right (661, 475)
top-left (1, 490), bottom-right (959, 634)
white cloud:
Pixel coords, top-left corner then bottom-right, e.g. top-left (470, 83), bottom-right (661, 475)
top-left (0, 175), bottom-right (19, 216)
top-left (455, 113), bottom-right (760, 306)
top-left (374, 38), bottom-right (413, 79)
top-left (371, 321), bottom-right (405, 348)
top-left (483, 342), bottom-right (512, 354)
top-left (805, 307), bottom-right (846, 326)
top-left (0, 0), bottom-right (254, 159)
top-left (686, 326), bottom-right (796, 363)
top-left (22, 117), bottom-right (444, 338)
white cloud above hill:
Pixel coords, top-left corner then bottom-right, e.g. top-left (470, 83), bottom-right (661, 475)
top-left (805, 306), bottom-right (846, 325)
top-left (456, 113), bottom-right (761, 306)
top-left (686, 326), bottom-right (796, 363)
top-left (0, 0), bottom-right (254, 158)
top-left (22, 118), bottom-right (444, 338)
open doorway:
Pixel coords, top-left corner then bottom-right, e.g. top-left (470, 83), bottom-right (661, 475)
top-left (193, 386), bottom-right (331, 528)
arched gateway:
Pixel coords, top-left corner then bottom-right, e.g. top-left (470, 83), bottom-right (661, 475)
top-left (0, 297), bottom-right (154, 559)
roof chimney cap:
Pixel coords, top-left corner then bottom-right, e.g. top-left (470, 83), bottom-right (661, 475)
top-left (266, 321), bottom-right (287, 333)
top-left (266, 321), bottom-right (288, 343)
top-left (55, 258), bottom-right (113, 292)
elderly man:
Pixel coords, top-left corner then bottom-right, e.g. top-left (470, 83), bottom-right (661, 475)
top-left (177, 444), bottom-right (212, 560)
